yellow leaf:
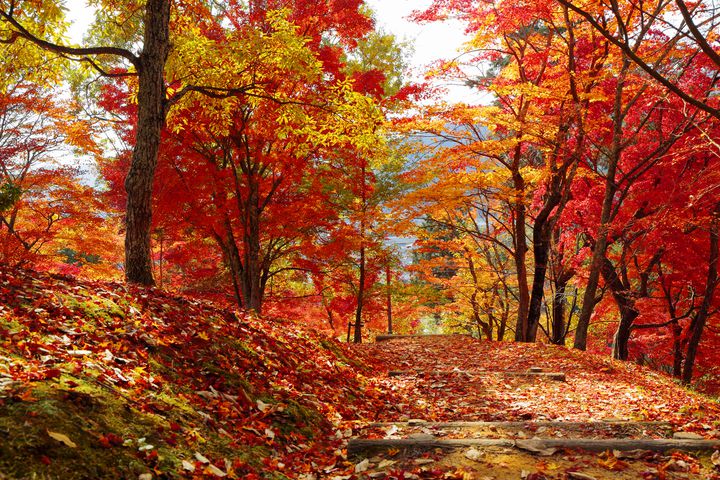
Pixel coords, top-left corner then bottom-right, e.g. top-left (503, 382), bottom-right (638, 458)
top-left (47, 430), bottom-right (77, 448)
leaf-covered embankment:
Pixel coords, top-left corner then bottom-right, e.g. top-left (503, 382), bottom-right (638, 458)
top-left (0, 267), bottom-right (391, 479)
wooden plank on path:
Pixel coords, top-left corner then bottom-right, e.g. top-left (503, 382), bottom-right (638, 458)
top-left (504, 371), bottom-right (566, 381)
top-left (375, 334), bottom-right (471, 342)
top-left (346, 437), bottom-right (720, 455)
top-left (367, 420), bottom-right (672, 429)
top-left (387, 370), bottom-right (566, 381)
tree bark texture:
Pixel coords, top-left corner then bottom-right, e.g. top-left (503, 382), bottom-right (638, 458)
top-left (574, 62), bottom-right (630, 350)
top-left (353, 244), bottom-right (366, 344)
top-left (682, 208), bottom-right (719, 383)
top-left (551, 278), bottom-right (569, 345)
top-left (124, 0), bottom-right (171, 285)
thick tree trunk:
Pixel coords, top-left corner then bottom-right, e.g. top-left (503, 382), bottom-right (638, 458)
top-left (682, 210), bottom-right (719, 384)
top-left (611, 307), bottom-right (638, 360)
top-left (599, 254), bottom-right (638, 360)
top-left (124, 0), bottom-right (170, 285)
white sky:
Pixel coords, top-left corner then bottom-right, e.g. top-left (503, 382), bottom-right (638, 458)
top-left (364, 0), bottom-right (479, 102)
top-left (64, 0), bottom-right (478, 102)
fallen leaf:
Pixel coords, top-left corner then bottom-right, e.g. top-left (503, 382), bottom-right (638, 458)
top-left (354, 458), bottom-right (370, 473)
top-left (195, 452), bottom-right (210, 464)
top-left (567, 473), bottom-right (597, 480)
top-left (613, 449), bottom-right (648, 460)
top-left (182, 460), bottom-right (195, 471)
top-left (378, 459), bottom-right (396, 469)
top-left (598, 455), bottom-right (629, 471)
top-left (516, 438), bottom-right (558, 456)
top-left (204, 464), bottom-right (227, 477)
top-left (464, 447), bottom-right (483, 461)
top-left (256, 399), bottom-right (269, 412)
top-left (47, 430), bottom-right (77, 448)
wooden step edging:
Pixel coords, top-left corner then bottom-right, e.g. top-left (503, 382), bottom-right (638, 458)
top-left (387, 370), bottom-right (567, 381)
top-left (375, 334), bottom-right (472, 342)
top-left (346, 437), bottom-right (720, 455)
top-left (367, 420), bottom-right (672, 429)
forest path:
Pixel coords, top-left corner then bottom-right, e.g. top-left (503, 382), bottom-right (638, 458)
top-left (345, 336), bottom-right (720, 479)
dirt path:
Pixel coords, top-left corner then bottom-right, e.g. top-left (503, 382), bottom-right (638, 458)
top-left (342, 336), bottom-right (720, 480)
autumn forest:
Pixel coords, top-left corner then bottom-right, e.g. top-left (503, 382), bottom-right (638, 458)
top-left (2, 0), bottom-right (720, 477)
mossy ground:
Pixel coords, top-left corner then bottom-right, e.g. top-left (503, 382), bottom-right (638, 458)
top-left (0, 267), bottom-right (395, 479)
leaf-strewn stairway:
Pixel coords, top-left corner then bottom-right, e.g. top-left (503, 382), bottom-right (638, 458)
top-left (345, 335), bottom-right (720, 479)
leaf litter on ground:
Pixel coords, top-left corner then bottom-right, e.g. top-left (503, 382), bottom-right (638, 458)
top-left (2, 267), bottom-right (720, 478)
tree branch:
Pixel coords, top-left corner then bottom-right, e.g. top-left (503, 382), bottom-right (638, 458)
top-left (0, 9), bottom-right (139, 68)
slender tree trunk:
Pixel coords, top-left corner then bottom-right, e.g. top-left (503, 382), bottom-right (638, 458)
top-left (353, 161), bottom-right (367, 344)
top-left (551, 278), bottom-right (568, 345)
top-left (527, 228), bottom-right (552, 341)
top-left (354, 244), bottom-right (366, 343)
top-left (467, 251), bottom-right (492, 339)
top-left (512, 184), bottom-right (530, 341)
top-left (242, 175), bottom-right (263, 313)
top-left (321, 293), bottom-right (336, 330)
top-left (682, 209), bottom-right (719, 384)
top-left (386, 264), bottom-right (393, 334)
top-left (124, 0), bottom-right (170, 285)
top-left (574, 62), bottom-right (629, 350)
top-left (217, 221), bottom-right (245, 310)
top-left (497, 317), bottom-right (506, 341)
top-left (672, 319), bottom-right (683, 378)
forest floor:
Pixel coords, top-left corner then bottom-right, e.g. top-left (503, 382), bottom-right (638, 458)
top-left (346, 336), bottom-right (720, 479)
top-left (1, 267), bottom-right (720, 479)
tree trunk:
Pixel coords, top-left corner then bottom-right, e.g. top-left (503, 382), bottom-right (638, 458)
top-left (217, 220), bottom-right (245, 310)
top-left (599, 255), bottom-right (640, 361)
top-left (124, 0), bottom-right (170, 285)
top-left (512, 179), bottom-right (530, 341)
top-left (682, 208), bottom-right (719, 384)
top-left (551, 277), bottom-right (568, 345)
top-left (574, 62), bottom-right (629, 350)
top-left (243, 176), bottom-right (263, 313)
top-left (611, 307), bottom-right (638, 360)
top-left (353, 161), bottom-right (368, 344)
top-left (527, 227), bottom-right (552, 341)
top-left (353, 244), bottom-right (366, 343)
top-left (672, 319), bottom-right (683, 378)
top-left (386, 264), bottom-right (393, 334)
